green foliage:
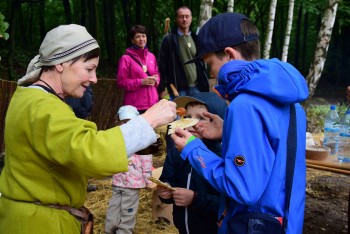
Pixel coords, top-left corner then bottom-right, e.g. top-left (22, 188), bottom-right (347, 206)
top-left (338, 0), bottom-right (350, 27)
top-left (0, 12), bottom-right (9, 40)
top-left (303, 0), bottom-right (325, 15)
top-left (307, 104), bottom-right (329, 133)
top-left (0, 0), bottom-right (349, 86)
top-left (306, 104), bottom-right (349, 133)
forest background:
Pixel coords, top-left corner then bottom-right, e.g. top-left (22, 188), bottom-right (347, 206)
top-left (0, 0), bottom-right (349, 98)
top-left (0, 2), bottom-right (350, 232)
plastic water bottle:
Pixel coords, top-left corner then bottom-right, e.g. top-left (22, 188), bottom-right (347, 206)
top-left (338, 109), bottom-right (350, 163)
top-left (323, 105), bottom-right (340, 155)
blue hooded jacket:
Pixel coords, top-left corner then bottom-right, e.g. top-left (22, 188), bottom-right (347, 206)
top-left (180, 58), bottom-right (309, 234)
top-left (160, 92), bottom-right (228, 234)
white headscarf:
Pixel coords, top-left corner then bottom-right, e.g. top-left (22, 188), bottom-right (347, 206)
top-left (18, 24), bottom-right (99, 86)
top-left (118, 105), bottom-right (140, 120)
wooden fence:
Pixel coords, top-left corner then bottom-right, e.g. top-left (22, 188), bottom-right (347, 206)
top-left (0, 78), bottom-right (218, 152)
top-left (0, 79), bottom-right (124, 152)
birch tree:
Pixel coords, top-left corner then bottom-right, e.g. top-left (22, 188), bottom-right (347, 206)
top-left (306, 0), bottom-right (339, 97)
top-left (281, 0), bottom-right (295, 62)
top-left (262, 0), bottom-right (277, 59)
top-left (198, 0), bottom-right (214, 31)
top-left (227, 0), bottom-right (234, 12)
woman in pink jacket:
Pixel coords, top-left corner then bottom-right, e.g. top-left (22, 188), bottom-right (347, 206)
top-left (117, 25), bottom-right (160, 113)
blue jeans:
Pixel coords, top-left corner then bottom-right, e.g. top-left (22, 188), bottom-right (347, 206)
top-left (178, 87), bottom-right (200, 97)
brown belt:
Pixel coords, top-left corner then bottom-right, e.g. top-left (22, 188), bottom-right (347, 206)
top-left (42, 204), bottom-right (89, 221)
top-left (35, 202), bottom-right (93, 234)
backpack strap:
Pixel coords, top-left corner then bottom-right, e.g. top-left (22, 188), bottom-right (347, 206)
top-left (284, 104), bottom-right (297, 232)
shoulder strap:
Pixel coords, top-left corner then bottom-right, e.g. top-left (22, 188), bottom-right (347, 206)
top-left (284, 104), bottom-right (297, 232)
top-left (127, 54), bottom-right (151, 76)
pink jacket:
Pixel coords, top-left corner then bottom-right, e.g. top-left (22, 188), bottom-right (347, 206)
top-left (117, 47), bottom-right (160, 111)
top-left (111, 154), bottom-right (152, 188)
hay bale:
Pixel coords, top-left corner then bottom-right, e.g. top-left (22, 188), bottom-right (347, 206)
top-left (85, 176), bottom-right (178, 233)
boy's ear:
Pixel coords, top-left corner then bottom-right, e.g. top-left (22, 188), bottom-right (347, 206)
top-left (224, 47), bottom-right (241, 60)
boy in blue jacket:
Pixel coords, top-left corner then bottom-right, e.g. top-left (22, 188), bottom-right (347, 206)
top-left (170, 13), bottom-right (309, 234)
top-left (158, 92), bottom-right (227, 234)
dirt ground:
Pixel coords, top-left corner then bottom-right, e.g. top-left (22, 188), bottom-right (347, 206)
top-left (304, 167), bottom-right (349, 233)
top-left (85, 124), bottom-right (349, 233)
top-left (86, 155), bottom-right (349, 234)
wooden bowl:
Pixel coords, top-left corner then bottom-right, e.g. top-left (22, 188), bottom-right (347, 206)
top-left (306, 145), bottom-right (331, 161)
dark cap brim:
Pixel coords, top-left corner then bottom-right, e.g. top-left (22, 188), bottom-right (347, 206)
top-left (184, 54), bottom-right (203, 64)
top-left (184, 13), bottom-right (259, 65)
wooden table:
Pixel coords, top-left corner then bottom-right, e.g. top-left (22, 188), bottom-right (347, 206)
top-left (307, 132), bottom-right (350, 175)
top-left (306, 132), bottom-right (350, 230)
top-left (306, 157), bottom-right (350, 175)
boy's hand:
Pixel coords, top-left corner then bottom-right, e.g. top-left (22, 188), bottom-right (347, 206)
top-left (172, 188), bottom-right (195, 207)
top-left (193, 111), bottom-right (223, 140)
top-left (157, 185), bottom-right (173, 199)
top-left (171, 128), bottom-right (193, 151)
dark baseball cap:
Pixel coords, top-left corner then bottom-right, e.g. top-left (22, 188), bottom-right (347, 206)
top-left (185, 12), bottom-right (259, 64)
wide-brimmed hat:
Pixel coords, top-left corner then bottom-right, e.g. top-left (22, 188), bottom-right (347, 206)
top-left (173, 96), bottom-right (206, 109)
top-left (185, 12), bottom-right (259, 64)
top-left (18, 24), bottom-right (99, 86)
top-left (173, 92), bottom-right (227, 119)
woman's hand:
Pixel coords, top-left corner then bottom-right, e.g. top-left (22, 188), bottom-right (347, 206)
top-left (172, 188), bottom-right (195, 207)
top-left (170, 128), bottom-right (193, 151)
top-left (142, 77), bottom-right (156, 86)
top-left (193, 111), bottom-right (223, 140)
top-left (142, 99), bottom-right (176, 128)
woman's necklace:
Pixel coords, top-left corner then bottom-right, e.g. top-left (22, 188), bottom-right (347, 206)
top-left (37, 79), bottom-right (63, 100)
top-left (136, 53), bottom-right (148, 73)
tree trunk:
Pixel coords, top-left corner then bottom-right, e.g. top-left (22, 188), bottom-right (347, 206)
top-left (62, 0), bottom-right (72, 24)
top-left (340, 25), bottom-right (350, 86)
top-left (8, 0), bottom-right (20, 81)
top-left (121, 0), bottom-right (131, 46)
top-left (278, 5), bottom-right (285, 57)
top-left (198, 0), bottom-right (214, 33)
top-left (301, 11), bottom-right (309, 73)
top-left (262, 0), bottom-right (277, 59)
top-left (147, 0), bottom-right (156, 53)
top-left (86, 0), bottom-right (97, 38)
top-left (227, 0), bottom-right (234, 12)
top-left (80, 0), bottom-right (87, 26)
top-left (135, 0), bottom-right (141, 25)
top-left (103, 0), bottom-right (116, 66)
top-left (281, 0), bottom-right (295, 62)
top-left (306, 0), bottom-right (339, 98)
top-left (293, 3), bottom-right (302, 68)
top-left (39, 0), bottom-right (46, 41)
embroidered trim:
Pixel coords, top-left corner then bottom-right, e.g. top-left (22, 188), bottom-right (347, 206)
top-left (41, 39), bottom-right (97, 62)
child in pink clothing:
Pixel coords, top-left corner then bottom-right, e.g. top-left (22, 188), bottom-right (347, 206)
top-left (105, 105), bottom-right (153, 234)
